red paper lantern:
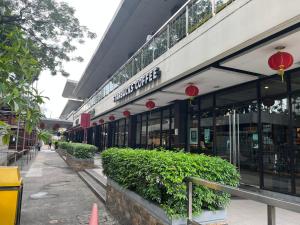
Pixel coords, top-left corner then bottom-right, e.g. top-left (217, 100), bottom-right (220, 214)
top-left (99, 119), bottom-right (104, 124)
top-left (146, 100), bottom-right (155, 110)
top-left (109, 115), bottom-right (115, 121)
top-left (268, 51), bottom-right (294, 81)
top-left (123, 110), bottom-right (131, 117)
top-left (185, 84), bottom-right (199, 98)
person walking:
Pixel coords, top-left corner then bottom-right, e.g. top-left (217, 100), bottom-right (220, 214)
top-left (49, 141), bottom-right (52, 149)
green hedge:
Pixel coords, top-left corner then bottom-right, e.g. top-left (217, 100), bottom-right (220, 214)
top-left (102, 148), bottom-right (239, 217)
top-left (58, 142), bottom-right (97, 159)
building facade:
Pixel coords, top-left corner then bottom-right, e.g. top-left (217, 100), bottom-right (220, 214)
top-left (61, 0), bottom-right (300, 195)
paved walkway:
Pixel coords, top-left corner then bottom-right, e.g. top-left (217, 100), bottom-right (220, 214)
top-left (228, 198), bottom-right (300, 225)
top-left (20, 148), bottom-right (119, 225)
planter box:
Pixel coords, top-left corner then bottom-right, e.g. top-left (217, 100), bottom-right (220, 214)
top-left (65, 152), bottom-right (95, 171)
top-left (106, 178), bottom-right (227, 225)
top-left (56, 148), bottom-right (67, 157)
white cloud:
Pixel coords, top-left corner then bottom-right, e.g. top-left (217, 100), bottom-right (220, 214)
top-left (38, 0), bottom-right (121, 119)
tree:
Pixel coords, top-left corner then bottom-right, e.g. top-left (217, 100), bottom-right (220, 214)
top-left (0, 0), bottom-right (96, 143)
top-left (0, 0), bottom-right (96, 76)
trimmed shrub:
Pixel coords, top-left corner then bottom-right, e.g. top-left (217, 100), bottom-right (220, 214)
top-left (58, 142), bottom-right (97, 159)
top-left (102, 148), bottom-right (239, 217)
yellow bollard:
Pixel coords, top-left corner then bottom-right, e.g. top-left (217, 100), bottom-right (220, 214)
top-left (0, 167), bottom-right (23, 225)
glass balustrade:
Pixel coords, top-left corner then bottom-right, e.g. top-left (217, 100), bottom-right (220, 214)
top-left (74, 0), bottom-right (236, 117)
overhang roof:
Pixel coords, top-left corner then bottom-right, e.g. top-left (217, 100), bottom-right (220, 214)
top-left (59, 99), bottom-right (83, 119)
top-left (41, 118), bottom-right (73, 129)
top-left (62, 79), bottom-right (78, 98)
top-left (73, 0), bottom-right (187, 99)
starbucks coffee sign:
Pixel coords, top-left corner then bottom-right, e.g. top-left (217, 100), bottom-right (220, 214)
top-left (113, 67), bottom-right (161, 102)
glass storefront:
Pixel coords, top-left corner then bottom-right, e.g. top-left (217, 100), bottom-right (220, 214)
top-left (70, 69), bottom-right (300, 195)
top-left (135, 106), bottom-right (174, 149)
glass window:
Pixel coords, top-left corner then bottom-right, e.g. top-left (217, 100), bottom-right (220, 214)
top-left (170, 108), bottom-right (175, 148)
top-left (118, 119), bottom-right (125, 147)
top-left (124, 119), bottom-right (128, 146)
top-left (141, 114), bottom-right (147, 148)
top-left (188, 0), bottom-right (212, 33)
top-left (215, 83), bottom-right (260, 187)
top-left (260, 76), bottom-right (291, 193)
top-left (148, 111), bottom-right (161, 148)
top-left (113, 121), bottom-right (118, 146)
top-left (162, 109), bottom-right (170, 148)
top-left (169, 11), bottom-right (186, 48)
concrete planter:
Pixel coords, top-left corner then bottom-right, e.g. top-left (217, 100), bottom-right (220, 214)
top-left (56, 148), bottom-right (67, 157)
top-left (65, 152), bottom-right (95, 171)
top-left (106, 178), bottom-right (227, 225)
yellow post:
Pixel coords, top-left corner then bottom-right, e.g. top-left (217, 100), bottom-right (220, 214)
top-left (0, 167), bottom-right (23, 225)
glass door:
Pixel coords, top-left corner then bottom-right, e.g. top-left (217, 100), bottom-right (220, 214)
top-left (216, 107), bottom-right (260, 187)
top-left (215, 83), bottom-right (260, 187)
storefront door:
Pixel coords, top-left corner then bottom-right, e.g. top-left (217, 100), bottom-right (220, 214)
top-left (216, 107), bottom-right (260, 187)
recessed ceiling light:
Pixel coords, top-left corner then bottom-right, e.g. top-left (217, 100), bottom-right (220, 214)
top-left (264, 86), bottom-right (269, 89)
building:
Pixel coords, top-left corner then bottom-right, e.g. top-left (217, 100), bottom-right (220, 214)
top-left (61, 0), bottom-right (300, 196)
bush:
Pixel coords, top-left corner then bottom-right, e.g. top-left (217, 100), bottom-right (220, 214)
top-left (102, 148), bottom-right (239, 217)
top-left (58, 141), bottom-right (97, 159)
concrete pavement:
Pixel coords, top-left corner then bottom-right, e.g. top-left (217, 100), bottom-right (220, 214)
top-left (20, 148), bottom-right (119, 225)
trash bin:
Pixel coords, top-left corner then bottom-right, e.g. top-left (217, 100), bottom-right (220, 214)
top-left (0, 167), bottom-right (23, 225)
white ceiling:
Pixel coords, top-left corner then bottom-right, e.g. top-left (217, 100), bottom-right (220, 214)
top-left (221, 29), bottom-right (300, 75)
top-left (95, 67), bottom-right (257, 120)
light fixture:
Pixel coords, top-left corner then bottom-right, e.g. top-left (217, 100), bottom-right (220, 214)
top-left (264, 86), bottom-right (269, 89)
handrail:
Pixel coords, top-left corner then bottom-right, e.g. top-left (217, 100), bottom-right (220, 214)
top-left (185, 177), bottom-right (300, 225)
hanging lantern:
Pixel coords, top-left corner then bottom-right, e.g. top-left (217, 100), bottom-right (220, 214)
top-left (99, 119), bottom-right (104, 124)
top-left (123, 110), bottom-right (131, 117)
top-left (146, 100), bottom-right (155, 110)
top-left (92, 122), bottom-right (97, 126)
top-left (268, 51), bottom-right (294, 81)
top-left (109, 115), bottom-right (115, 121)
top-left (185, 84), bottom-right (199, 99)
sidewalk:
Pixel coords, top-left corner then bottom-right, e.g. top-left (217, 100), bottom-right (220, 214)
top-left (20, 148), bottom-right (119, 225)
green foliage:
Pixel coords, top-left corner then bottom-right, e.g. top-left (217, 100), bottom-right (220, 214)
top-left (0, 26), bottom-right (46, 133)
top-left (58, 141), bottom-right (97, 159)
top-left (0, 121), bottom-right (11, 145)
top-left (37, 130), bottom-right (52, 143)
top-left (102, 148), bottom-right (240, 217)
top-left (0, 0), bottom-right (96, 77)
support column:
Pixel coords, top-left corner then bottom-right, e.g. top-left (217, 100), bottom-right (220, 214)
top-left (107, 122), bottom-right (115, 148)
top-left (173, 100), bottom-right (188, 150)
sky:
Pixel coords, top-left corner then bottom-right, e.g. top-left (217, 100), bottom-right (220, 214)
top-left (38, 0), bottom-right (121, 119)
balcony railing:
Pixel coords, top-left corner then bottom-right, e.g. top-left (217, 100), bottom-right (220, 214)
top-left (75, 0), bottom-right (235, 117)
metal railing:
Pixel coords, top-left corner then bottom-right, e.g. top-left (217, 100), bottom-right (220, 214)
top-left (73, 0), bottom-right (236, 119)
top-left (185, 177), bottom-right (300, 225)
top-left (0, 146), bottom-right (38, 168)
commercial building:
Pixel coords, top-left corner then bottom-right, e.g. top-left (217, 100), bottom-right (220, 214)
top-left (61, 0), bottom-right (300, 195)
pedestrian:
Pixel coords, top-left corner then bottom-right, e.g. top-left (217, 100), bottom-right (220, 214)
top-left (36, 142), bottom-right (41, 151)
top-left (49, 141), bottom-right (52, 149)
